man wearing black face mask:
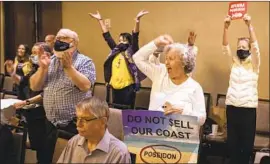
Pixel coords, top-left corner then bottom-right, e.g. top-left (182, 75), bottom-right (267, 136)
top-left (30, 29), bottom-right (96, 164)
top-left (89, 10), bottom-right (149, 109)
top-left (222, 14), bottom-right (261, 164)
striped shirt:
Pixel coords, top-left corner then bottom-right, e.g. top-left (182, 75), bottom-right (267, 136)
top-left (43, 51), bottom-right (96, 125)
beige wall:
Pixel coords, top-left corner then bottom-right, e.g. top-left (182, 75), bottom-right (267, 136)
top-left (0, 2), bottom-right (4, 73)
top-left (62, 2), bottom-right (269, 100)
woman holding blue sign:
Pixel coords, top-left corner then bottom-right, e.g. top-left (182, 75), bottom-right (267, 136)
top-left (222, 14), bottom-right (260, 164)
top-left (133, 35), bottom-right (206, 126)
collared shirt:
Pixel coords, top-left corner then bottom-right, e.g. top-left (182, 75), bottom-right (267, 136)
top-left (43, 51), bottom-right (96, 125)
top-left (57, 129), bottom-right (131, 163)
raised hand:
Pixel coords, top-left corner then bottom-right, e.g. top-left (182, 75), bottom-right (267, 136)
top-left (243, 14), bottom-right (251, 26)
top-left (89, 11), bottom-right (102, 20)
top-left (188, 31), bottom-right (197, 46)
top-left (224, 15), bottom-right (231, 29)
top-left (39, 51), bottom-right (51, 69)
top-left (136, 10), bottom-right (149, 20)
top-left (154, 34), bottom-right (174, 48)
top-left (4, 60), bottom-right (15, 74)
top-left (61, 51), bottom-right (73, 69)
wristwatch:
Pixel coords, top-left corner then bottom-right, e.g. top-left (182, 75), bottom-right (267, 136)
top-left (26, 100), bottom-right (31, 105)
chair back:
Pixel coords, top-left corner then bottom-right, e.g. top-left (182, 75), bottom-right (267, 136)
top-left (203, 93), bottom-right (211, 117)
top-left (3, 76), bottom-right (14, 92)
top-left (92, 83), bottom-right (107, 102)
top-left (216, 94), bottom-right (226, 108)
top-left (2, 76), bottom-right (17, 99)
top-left (256, 99), bottom-right (270, 134)
top-left (134, 87), bottom-right (151, 110)
top-left (0, 73), bottom-right (4, 92)
top-left (107, 108), bottom-right (124, 141)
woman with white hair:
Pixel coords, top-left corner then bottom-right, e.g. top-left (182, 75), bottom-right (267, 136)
top-left (133, 35), bottom-right (206, 126)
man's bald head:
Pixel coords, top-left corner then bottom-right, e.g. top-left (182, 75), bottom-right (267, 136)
top-left (45, 34), bottom-right (56, 51)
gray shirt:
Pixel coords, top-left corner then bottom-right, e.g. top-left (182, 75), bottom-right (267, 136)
top-left (57, 129), bottom-right (131, 163)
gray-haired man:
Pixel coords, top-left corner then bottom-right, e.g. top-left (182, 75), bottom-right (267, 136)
top-left (57, 97), bottom-right (131, 163)
top-left (30, 28), bottom-right (96, 164)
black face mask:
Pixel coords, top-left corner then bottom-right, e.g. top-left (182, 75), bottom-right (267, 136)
top-left (237, 49), bottom-right (250, 60)
top-left (117, 43), bottom-right (129, 52)
top-left (54, 40), bottom-right (72, 51)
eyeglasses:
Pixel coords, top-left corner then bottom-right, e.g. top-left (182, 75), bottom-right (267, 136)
top-left (73, 117), bottom-right (98, 124)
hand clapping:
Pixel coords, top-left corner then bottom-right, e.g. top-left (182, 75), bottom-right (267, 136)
top-left (4, 60), bottom-right (15, 75)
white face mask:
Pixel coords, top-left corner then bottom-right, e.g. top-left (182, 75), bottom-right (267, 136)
top-left (30, 55), bottom-right (39, 65)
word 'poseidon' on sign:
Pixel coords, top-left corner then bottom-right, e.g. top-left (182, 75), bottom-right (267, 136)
top-left (144, 151), bottom-right (176, 159)
top-left (140, 145), bottom-right (182, 163)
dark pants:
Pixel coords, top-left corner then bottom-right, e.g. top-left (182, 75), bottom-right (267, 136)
top-left (0, 124), bottom-right (16, 164)
top-left (23, 106), bottom-right (55, 164)
top-left (16, 85), bottom-right (30, 100)
top-left (24, 107), bottom-right (77, 164)
top-left (112, 84), bottom-right (135, 109)
top-left (226, 105), bottom-right (256, 164)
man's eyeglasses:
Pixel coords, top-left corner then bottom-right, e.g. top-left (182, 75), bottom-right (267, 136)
top-left (73, 117), bottom-right (98, 124)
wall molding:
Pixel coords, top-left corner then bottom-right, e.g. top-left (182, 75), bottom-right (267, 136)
top-left (0, 2), bottom-right (4, 73)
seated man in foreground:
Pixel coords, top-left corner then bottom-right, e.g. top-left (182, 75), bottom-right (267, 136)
top-left (57, 96), bottom-right (131, 163)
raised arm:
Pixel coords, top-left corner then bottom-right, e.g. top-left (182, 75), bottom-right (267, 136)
top-left (132, 10), bottom-right (149, 53)
top-left (187, 31), bottom-right (199, 56)
top-left (243, 14), bottom-right (260, 72)
top-left (222, 15), bottom-right (231, 46)
top-left (4, 60), bottom-right (21, 85)
top-left (60, 51), bottom-right (95, 92)
top-left (149, 51), bottom-right (161, 65)
top-left (30, 53), bottom-right (50, 91)
top-left (133, 10), bottom-right (149, 33)
top-left (89, 11), bottom-right (108, 33)
top-left (222, 15), bottom-right (240, 64)
top-left (133, 35), bottom-right (173, 81)
top-left (89, 11), bottom-right (117, 49)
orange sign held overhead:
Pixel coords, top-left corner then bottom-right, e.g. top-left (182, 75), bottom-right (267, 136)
top-left (228, 2), bottom-right (247, 20)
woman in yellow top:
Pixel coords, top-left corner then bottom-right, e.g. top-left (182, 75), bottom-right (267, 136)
top-left (4, 44), bottom-right (32, 100)
top-left (89, 10), bottom-right (149, 109)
